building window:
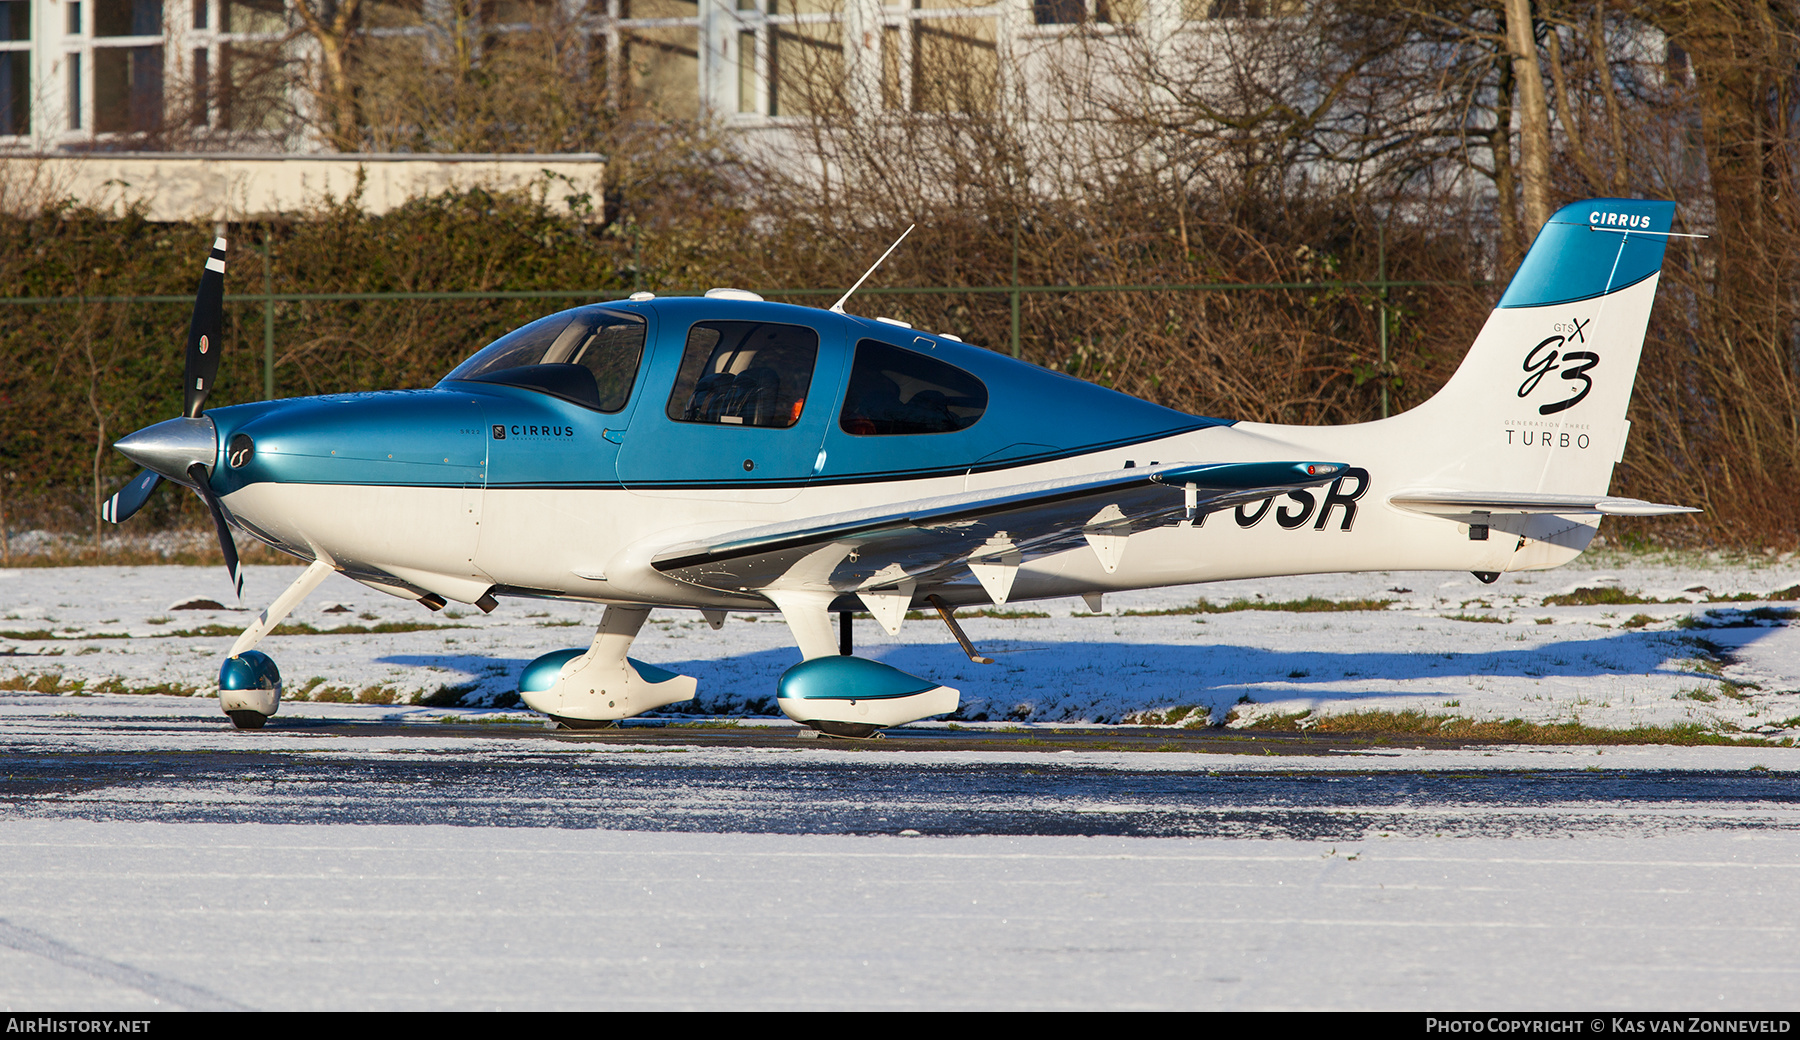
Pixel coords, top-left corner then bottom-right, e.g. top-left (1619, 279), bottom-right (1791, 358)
top-left (93, 45), bottom-right (162, 132)
top-left (769, 18), bottom-right (839, 117)
top-left (190, 46), bottom-right (207, 125)
top-left (95, 0), bottom-right (164, 38)
top-left (221, 0), bottom-right (284, 35)
top-left (738, 28), bottom-right (756, 113)
top-left (1182, 0), bottom-right (1294, 17)
top-left (219, 40), bottom-right (282, 130)
top-left (619, 0), bottom-right (700, 120)
top-left (908, 1), bottom-right (995, 114)
top-left (0, 1), bottom-right (27, 136)
top-left (67, 53), bottom-right (81, 130)
top-left (1034, 0), bottom-right (1139, 25)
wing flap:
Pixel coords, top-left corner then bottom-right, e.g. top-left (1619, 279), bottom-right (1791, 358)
top-left (651, 460), bottom-right (1348, 596)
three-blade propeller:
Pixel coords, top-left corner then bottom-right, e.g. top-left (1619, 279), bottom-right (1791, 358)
top-left (102, 236), bottom-right (243, 600)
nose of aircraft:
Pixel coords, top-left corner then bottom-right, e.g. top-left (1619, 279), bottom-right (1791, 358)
top-left (115, 416), bottom-right (219, 485)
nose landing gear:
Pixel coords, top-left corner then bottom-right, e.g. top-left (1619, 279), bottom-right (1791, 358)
top-left (220, 650), bottom-right (281, 730)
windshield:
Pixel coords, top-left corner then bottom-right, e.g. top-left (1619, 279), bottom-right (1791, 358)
top-left (442, 306), bottom-right (646, 412)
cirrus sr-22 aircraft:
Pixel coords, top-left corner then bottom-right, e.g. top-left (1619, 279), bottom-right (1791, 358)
top-left (104, 197), bottom-right (1695, 733)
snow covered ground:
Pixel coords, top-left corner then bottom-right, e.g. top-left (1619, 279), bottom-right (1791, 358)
top-left (5, 692), bottom-right (1800, 1012)
top-left (6, 821), bottom-right (1800, 1011)
top-left (2, 550), bottom-right (1796, 736)
top-left (4, 553), bottom-right (1800, 1010)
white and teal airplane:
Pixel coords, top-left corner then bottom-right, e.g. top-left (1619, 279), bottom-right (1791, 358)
top-left (105, 198), bottom-right (1695, 733)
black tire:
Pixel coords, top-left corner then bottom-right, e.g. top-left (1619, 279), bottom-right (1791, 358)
top-left (226, 710), bottom-right (268, 730)
top-left (811, 720), bottom-right (882, 739)
top-left (546, 714), bottom-right (618, 730)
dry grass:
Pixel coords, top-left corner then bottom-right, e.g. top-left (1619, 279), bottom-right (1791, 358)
top-left (1121, 704), bottom-right (1209, 726)
top-left (1206, 596), bottom-right (1396, 614)
top-left (0, 528), bottom-right (299, 569)
top-left (1541, 587), bottom-right (1663, 607)
top-left (1242, 708), bottom-right (1781, 746)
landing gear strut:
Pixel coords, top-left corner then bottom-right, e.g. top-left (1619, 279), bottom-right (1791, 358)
top-left (218, 558), bottom-right (334, 729)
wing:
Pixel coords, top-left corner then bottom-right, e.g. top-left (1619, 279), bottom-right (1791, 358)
top-left (650, 460), bottom-right (1348, 604)
top-left (1389, 489), bottom-right (1699, 518)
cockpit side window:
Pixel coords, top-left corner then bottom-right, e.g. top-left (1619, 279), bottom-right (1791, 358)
top-left (441, 307), bottom-right (645, 413)
top-left (839, 339), bottom-right (988, 435)
top-left (666, 321), bottom-right (819, 429)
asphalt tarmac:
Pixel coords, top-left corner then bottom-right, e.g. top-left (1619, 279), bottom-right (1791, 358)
top-left (5, 704), bottom-right (1797, 839)
top-left (7, 697), bottom-right (1800, 1010)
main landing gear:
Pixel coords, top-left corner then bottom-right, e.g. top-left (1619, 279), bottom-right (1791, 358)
top-left (518, 605), bottom-right (699, 727)
top-left (764, 589), bottom-right (960, 738)
top-left (516, 595), bottom-right (963, 737)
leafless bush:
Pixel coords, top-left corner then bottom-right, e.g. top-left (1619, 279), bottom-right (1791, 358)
top-left (4, 1), bottom-right (1795, 547)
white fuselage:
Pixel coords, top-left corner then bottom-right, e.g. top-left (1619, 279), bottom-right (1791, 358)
top-left (220, 417), bottom-right (1590, 616)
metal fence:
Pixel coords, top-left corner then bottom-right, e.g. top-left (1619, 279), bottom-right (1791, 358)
top-left (2, 272), bottom-right (1493, 419)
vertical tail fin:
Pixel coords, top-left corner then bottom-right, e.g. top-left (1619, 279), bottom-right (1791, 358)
top-left (1407, 198), bottom-right (1677, 496)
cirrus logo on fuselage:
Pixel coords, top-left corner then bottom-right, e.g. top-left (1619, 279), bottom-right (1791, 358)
top-left (492, 424), bottom-right (575, 440)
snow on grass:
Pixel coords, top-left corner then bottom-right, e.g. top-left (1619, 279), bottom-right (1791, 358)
top-left (2, 549), bottom-right (1796, 738)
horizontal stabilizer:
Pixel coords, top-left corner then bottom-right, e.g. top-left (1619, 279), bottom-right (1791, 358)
top-left (1389, 490), bottom-right (1699, 518)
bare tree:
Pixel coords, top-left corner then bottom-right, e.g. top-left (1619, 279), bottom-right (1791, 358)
top-left (1503, 0), bottom-right (1553, 235)
top-left (292, 0), bottom-right (367, 151)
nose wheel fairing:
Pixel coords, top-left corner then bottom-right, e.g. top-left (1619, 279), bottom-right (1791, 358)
top-left (220, 650), bottom-right (282, 729)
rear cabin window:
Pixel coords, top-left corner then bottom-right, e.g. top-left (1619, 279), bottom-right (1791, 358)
top-left (839, 339), bottom-right (988, 435)
top-left (666, 321), bottom-right (819, 429)
top-left (442, 307), bottom-right (645, 413)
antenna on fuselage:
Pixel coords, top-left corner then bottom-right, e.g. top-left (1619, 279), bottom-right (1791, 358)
top-left (829, 224), bottom-right (915, 315)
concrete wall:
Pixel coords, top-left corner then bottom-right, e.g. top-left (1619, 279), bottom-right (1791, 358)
top-left (0, 153), bottom-right (605, 221)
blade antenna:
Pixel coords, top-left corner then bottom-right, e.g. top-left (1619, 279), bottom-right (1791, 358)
top-left (829, 224), bottom-right (914, 315)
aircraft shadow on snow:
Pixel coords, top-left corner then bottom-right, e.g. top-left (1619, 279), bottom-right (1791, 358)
top-left (376, 617), bottom-right (1781, 720)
